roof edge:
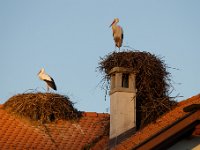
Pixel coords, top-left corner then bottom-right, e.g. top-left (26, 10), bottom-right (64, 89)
top-left (134, 110), bottom-right (200, 150)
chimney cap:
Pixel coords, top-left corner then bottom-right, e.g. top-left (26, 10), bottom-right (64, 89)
top-left (108, 67), bottom-right (136, 75)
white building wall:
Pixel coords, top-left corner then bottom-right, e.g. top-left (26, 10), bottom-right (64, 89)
top-left (168, 136), bottom-right (200, 150)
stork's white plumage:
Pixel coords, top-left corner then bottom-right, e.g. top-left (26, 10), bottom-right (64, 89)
top-left (110, 18), bottom-right (124, 50)
top-left (38, 68), bottom-right (57, 91)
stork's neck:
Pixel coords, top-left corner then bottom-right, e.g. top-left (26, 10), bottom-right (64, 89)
top-left (41, 68), bottom-right (45, 73)
top-left (112, 23), bottom-right (118, 30)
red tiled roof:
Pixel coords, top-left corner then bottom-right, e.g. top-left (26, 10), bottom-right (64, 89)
top-left (193, 124), bottom-right (200, 135)
top-left (0, 107), bottom-right (109, 150)
top-left (112, 94), bottom-right (200, 150)
top-left (1, 94), bottom-right (200, 149)
top-left (91, 94), bottom-right (200, 149)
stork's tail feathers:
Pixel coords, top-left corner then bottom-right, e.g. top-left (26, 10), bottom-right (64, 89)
top-left (44, 79), bottom-right (57, 91)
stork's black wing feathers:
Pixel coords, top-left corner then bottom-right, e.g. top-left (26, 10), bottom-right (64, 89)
top-left (44, 77), bottom-right (57, 90)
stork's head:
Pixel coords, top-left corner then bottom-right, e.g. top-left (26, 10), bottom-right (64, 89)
top-left (109, 18), bottom-right (119, 27)
top-left (38, 68), bottom-right (45, 75)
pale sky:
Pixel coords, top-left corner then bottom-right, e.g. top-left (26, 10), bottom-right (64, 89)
top-left (0, 0), bottom-right (200, 112)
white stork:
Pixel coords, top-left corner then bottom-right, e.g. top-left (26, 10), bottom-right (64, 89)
top-left (38, 68), bottom-right (57, 91)
top-left (110, 18), bottom-right (124, 50)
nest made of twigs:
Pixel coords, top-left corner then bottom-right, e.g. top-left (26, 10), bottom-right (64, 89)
top-left (98, 50), bottom-right (177, 128)
top-left (3, 92), bottom-right (82, 123)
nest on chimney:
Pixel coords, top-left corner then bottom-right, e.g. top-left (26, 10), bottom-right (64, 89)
top-left (3, 92), bottom-right (82, 123)
top-left (98, 50), bottom-right (177, 129)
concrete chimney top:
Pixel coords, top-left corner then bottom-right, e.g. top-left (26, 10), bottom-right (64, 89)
top-left (109, 67), bottom-right (137, 94)
top-left (109, 67), bottom-right (137, 147)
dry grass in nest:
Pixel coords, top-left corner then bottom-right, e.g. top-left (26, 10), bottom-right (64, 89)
top-left (3, 92), bottom-right (82, 123)
top-left (98, 50), bottom-right (177, 128)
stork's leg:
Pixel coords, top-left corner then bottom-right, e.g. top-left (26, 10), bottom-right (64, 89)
top-left (114, 45), bottom-right (117, 52)
top-left (47, 84), bottom-right (49, 92)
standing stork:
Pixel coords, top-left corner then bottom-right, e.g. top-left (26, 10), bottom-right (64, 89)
top-left (110, 18), bottom-right (124, 50)
top-left (38, 68), bottom-right (57, 91)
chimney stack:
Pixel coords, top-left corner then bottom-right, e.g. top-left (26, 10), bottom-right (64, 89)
top-left (109, 67), bottom-right (136, 146)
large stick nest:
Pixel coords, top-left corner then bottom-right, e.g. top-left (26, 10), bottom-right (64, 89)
top-left (3, 92), bottom-right (82, 123)
top-left (98, 50), bottom-right (177, 128)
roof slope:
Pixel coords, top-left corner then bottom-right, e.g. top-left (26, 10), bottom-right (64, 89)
top-left (1, 94), bottom-right (200, 149)
top-left (91, 94), bottom-right (200, 149)
top-left (0, 106), bottom-right (109, 150)
top-left (111, 94), bottom-right (200, 150)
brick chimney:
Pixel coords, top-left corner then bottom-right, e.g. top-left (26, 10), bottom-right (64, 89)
top-left (109, 67), bottom-right (137, 146)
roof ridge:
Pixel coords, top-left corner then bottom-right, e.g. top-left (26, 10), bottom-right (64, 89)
top-left (82, 112), bottom-right (109, 117)
top-left (113, 94), bottom-right (200, 149)
top-left (178, 94), bottom-right (200, 106)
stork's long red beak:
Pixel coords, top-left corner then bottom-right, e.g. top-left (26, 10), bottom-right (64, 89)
top-left (109, 20), bottom-right (115, 27)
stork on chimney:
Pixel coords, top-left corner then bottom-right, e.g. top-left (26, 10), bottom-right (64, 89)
top-left (110, 18), bottom-right (124, 50)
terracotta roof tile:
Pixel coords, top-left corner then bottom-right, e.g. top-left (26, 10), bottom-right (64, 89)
top-left (91, 136), bottom-right (109, 150)
top-left (0, 106), bottom-right (109, 150)
top-left (109, 94), bottom-right (200, 149)
top-left (90, 94), bottom-right (200, 149)
top-left (1, 94), bottom-right (200, 149)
